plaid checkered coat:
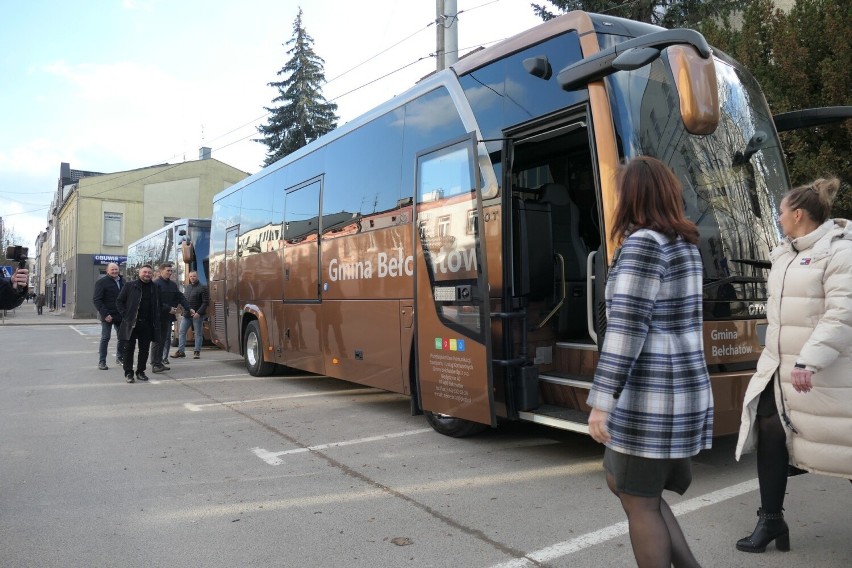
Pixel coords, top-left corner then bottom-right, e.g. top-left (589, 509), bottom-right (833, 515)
top-left (587, 229), bottom-right (714, 459)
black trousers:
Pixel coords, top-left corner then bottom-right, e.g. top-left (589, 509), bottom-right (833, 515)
top-left (755, 380), bottom-right (789, 514)
top-left (123, 322), bottom-right (154, 375)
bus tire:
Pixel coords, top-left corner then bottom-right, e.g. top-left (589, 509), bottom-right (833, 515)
top-left (424, 411), bottom-right (488, 438)
top-left (244, 320), bottom-right (275, 376)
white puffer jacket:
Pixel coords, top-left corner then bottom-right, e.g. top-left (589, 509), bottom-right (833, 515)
top-left (735, 219), bottom-right (852, 479)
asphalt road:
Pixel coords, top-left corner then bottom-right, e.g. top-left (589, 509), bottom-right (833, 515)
top-left (1, 319), bottom-right (849, 567)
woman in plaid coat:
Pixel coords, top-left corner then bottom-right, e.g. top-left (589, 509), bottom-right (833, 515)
top-left (587, 156), bottom-right (713, 568)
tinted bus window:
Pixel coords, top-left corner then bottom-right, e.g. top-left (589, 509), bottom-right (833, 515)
top-left (284, 180), bottom-right (321, 244)
top-left (460, 31), bottom-right (586, 142)
top-left (239, 174), bottom-right (276, 257)
top-left (401, 88), bottom-right (467, 198)
top-left (210, 191), bottom-right (241, 281)
top-left (323, 108), bottom-right (405, 229)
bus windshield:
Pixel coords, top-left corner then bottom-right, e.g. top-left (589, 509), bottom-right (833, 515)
top-left (604, 43), bottom-right (788, 319)
top-left (191, 224), bottom-right (211, 285)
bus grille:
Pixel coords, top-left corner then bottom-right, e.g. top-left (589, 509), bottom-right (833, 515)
top-left (214, 302), bottom-right (225, 337)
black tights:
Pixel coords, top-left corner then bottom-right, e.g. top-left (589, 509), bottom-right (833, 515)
top-left (607, 473), bottom-right (701, 568)
top-left (756, 412), bottom-right (788, 514)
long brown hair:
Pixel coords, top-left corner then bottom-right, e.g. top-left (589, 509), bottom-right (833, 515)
top-left (610, 156), bottom-right (699, 246)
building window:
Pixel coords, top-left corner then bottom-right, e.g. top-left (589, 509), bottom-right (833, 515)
top-left (103, 212), bottom-right (123, 246)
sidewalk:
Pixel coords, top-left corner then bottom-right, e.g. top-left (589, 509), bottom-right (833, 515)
top-left (0, 304), bottom-right (99, 326)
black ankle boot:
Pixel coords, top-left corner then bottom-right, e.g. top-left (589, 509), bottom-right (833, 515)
top-left (736, 508), bottom-right (790, 553)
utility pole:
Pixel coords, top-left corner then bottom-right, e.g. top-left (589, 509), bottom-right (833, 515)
top-left (436, 0), bottom-right (458, 71)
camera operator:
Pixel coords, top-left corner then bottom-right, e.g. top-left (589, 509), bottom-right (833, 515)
top-left (0, 267), bottom-right (29, 310)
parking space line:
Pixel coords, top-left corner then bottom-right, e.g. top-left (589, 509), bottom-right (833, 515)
top-left (183, 387), bottom-right (381, 411)
top-left (71, 325), bottom-right (101, 336)
top-left (252, 428), bottom-right (434, 465)
top-left (487, 477), bottom-right (760, 567)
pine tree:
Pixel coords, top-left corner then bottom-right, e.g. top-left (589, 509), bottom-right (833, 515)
top-left (256, 8), bottom-right (338, 167)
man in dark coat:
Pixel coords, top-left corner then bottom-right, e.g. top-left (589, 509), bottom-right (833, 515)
top-left (92, 262), bottom-right (126, 370)
top-left (117, 264), bottom-right (161, 383)
top-left (35, 292), bottom-right (46, 315)
top-left (0, 267), bottom-right (28, 310)
top-left (150, 262), bottom-right (193, 373)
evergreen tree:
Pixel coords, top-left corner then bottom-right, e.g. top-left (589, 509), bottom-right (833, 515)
top-left (256, 8), bottom-right (338, 166)
top-left (705, 0), bottom-right (851, 218)
top-left (531, 0), bottom-right (746, 28)
top-left (534, 0), bottom-right (851, 218)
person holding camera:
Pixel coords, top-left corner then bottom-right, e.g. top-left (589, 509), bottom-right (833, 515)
top-left (0, 267), bottom-right (28, 310)
top-left (93, 262), bottom-right (126, 370)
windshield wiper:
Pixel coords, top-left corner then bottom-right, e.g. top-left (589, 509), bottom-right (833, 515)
top-left (703, 275), bottom-right (765, 290)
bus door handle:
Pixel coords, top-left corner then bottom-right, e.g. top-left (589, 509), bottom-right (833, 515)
top-left (586, 251), bottom-right (597, 344)
top-left (433, 285), bottom-right (474, 303)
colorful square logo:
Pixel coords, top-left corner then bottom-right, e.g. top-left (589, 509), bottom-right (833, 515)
top-left (434, 337), bottom-right (442, 349)
top-left (449, 339), bottom-right (457, 351)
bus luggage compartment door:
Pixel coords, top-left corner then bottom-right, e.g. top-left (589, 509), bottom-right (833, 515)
top-left (414, 134), bottom-right (495, 427)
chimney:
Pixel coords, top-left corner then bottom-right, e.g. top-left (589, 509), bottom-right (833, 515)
top-left (199, 147), bottom-right (212, 160)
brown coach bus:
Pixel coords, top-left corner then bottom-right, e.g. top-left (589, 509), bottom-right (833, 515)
top-left (209, 11), bottom-right (823, 437)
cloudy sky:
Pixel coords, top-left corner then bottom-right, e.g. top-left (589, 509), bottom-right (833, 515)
top-left (0, 0), bottom-right (546, 250)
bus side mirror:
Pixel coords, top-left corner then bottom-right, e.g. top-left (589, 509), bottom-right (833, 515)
top-left (182, 241), bottom-right (195, 264)
top-left (668, 44), bottom-right (719, 135)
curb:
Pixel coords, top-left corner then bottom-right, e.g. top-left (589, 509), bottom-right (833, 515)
top-left (1, 310), bottom-right (99, 327)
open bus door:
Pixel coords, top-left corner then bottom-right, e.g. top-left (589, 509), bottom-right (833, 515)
top-left (414, 133), bottom-right (495, 436)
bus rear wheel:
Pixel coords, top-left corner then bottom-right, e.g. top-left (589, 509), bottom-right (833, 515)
top-left (424, 411), bottom-right (488, 438)
top-left (244, 321), bottom-right (275, 376)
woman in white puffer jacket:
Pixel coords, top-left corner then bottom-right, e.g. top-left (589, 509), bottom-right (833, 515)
top-left (734, 177), bottom-right (852, 554)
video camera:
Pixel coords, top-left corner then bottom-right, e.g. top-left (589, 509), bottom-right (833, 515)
top-left (6, 245), bottom-right (29, 269)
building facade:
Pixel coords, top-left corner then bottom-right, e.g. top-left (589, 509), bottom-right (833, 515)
top-left (51, 156), bottom-right (248, 318)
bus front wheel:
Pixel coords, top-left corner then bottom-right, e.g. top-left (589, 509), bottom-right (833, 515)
top-left (244, 321), bottom-right (275, 376)
top-left (424, 411), bottom-right (487, 438)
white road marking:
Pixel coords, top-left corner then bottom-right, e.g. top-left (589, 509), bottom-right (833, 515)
top-left (252, 428), bottom-right (434, 465)
top-left (71, 325), bottom-right (101, 336)
top-left (487, 478), bottom-right (761, 568)
top-left (183, 387), bottom-right (382, 411)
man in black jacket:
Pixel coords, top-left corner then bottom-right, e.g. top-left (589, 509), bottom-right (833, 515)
top-left (150, 262), bottom-right (193, 373)
top-left (117, 264), bottom-right (160, 383)
top-left (0, 267), bottom-right (28, 310)
top-left (92, 262), bottom-right (126, 370)
top-left (174, 270), bottom-right (209, 359)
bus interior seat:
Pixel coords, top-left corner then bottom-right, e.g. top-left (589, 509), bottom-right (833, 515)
top-left (537, 182), bottom-right (589, 335)
top-left (512, 197), bottom-right (553, 301)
